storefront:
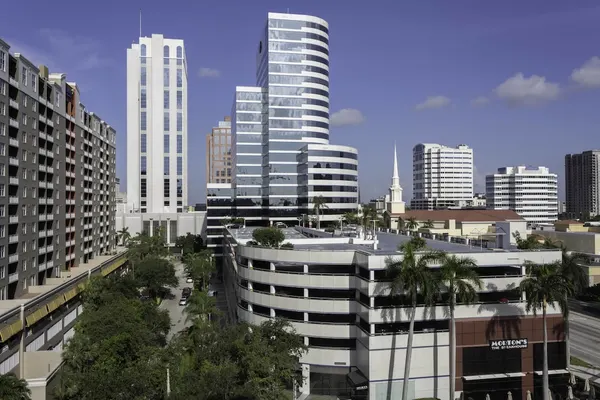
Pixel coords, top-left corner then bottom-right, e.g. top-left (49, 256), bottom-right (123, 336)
top-left (346, 370), bottom-right (369, 399)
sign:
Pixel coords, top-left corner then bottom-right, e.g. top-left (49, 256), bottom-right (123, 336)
top-left (489, 338), bottom-right (528, 350)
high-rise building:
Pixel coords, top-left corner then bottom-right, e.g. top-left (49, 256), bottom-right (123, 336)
top-left (411, 143), bottom-right (474, 210)
top-left (126, 34), bottom-right (187, 214)
top-left (206, 116), bottom-right (232, 184)
top-left (0, 38), bottom-right (117, 299)
top-left (486, 166), bottom-right (558, 225)
top-left (565, 150), bottom-right (600, 218)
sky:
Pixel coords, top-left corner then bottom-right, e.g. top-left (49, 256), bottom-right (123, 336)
top-left (3, 0), bottom-right (600, 204)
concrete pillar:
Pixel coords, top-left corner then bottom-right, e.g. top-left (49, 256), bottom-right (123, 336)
top-left (304, 288), bottom-right (309, 297)
top-left (166, 218), bottom-right (171, 244)
top-left (270, 308), bottom-right (275, 317)
top-left (303, 264), bottom-right (308, 274)
top-left (300, 364), bottom-right (310, 395)
top-left (149, 219), bottom-right (154, 237)
top-left (270, 285), bottom-right (275, 294)
top-left (304, 312), bottom-right (308, 322)
top-left (248, 282), bottom-right (253, 291)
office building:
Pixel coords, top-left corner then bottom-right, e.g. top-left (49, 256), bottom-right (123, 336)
top-left (206, 116), bottom-right (232, 184)
top-left (126, 34), bottom-right (188, 214)
top-left (564, 150), bottom-right (600, 219)
top-left (486, 166), bottom-right (558, 225)
top-left (411, 143), bottom-right (474, 210)
top-left (0, 38), bottom-right (117, 300)
top-left (222, 224), bottom-right (567, 400)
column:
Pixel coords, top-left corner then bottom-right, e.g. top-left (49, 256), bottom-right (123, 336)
top-left (300, 363), bottom-right (310, 395)
top-left (149, 219), bottom-right (154, 237)
top-left (166, 218), bottom-right (171, 244)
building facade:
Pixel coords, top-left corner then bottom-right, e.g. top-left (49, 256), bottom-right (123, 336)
top-left (0, 38), bottom-right (117, 300)
top-left (126, 34), bottom-right (188, 214)
top-left (486, 166), bottom-right (558, 225)
top-left (564, 150), bottom-right (600, 219)
top-left (222, 226), bottom-right (567, 400)
top-left (411, 143), bottom-right (474, 210)
top-left (205, 116), bottom-right (232, 184)
top-left (218, 12), bottom-right (359, 229)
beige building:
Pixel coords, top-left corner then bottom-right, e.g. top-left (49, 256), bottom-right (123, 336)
top-left (205, 116), bottom-right (231, 183)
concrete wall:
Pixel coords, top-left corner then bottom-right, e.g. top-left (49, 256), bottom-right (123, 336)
top-left (115, 211), bottom-right (207, 244)
top-left (536, 230), bottom-right (600, 254)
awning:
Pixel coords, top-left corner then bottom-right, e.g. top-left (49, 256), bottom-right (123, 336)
top-left (463, 372), bottom-right (526, 381)
top-left (64, 287), bottom-right (78, 302)
top-left (0, 319), bottom-right (23, 342)
top-left (47, 295), bottom-right (66, 313)
top-left (26, 306), bottom-right (49, 327)
top-left (347, 370), bottom-right (369, 391)
top-left (533, 369), bottom-right (569, 376)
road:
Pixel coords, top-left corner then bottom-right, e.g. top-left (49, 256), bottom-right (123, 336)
top-left (160, 258), bottom-right (230, 341)
top-left (570, 311), bottom-right (600, 367)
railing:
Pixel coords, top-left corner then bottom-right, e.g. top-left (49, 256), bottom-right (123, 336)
top-left (238, 263), bottom-right (353, 277)
top-left (241, 305), bottom-right (353, 326)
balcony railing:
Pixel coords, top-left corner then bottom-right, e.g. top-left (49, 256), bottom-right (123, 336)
top-left (8, 272), bottom-right (19, 284)
top-left (9, 234), bottom-right (19, 244)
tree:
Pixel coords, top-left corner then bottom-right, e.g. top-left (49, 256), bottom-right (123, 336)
top-left (439, 255), bottom-right (482, 400)
top-left (422, 219), bottom-right (435, 229)
top-left (0, 373), bottom-right (31, 400)
top-left (312, 195), bottom-right (328, 229)
top-left (519, 262), bottom-right (573, 400)
top-left (406, 217), bottom-right (418, 231)
top-left (175, 233), bottom-right (205, 256)
top-left (128, 231), bottom-right (169, 266)
top-left (385, 242), bottom-right (444, 400)
top-left (397, 217), bottom-right (405, 231)
top-left (361, 205), bottom-right (379, 236)
top-left (184, 250), bottom-right (216, 291)
top-left (135, 256), bottom-right (178, 300)
top-left (252, 227), bottom-right (288, 248)
top-left (343, 212), bottom-right (360, 225)
top-left (184, 290), bottom-right (218, 324)
top-left (117, 227), bottom-right (131, 246)
top-left (513, 232), bottom-right (543, 250)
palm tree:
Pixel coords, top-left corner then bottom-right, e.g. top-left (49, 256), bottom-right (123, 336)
top-left (117, 227), bottom-right (131, 246)
top-left (184, 290), bottom-right (218, 324)
top-left (513, 232), bottom-right (543, 250)
top-left (185, 250), bottom-right (216, 291)
top-left (439, 255), bottom-right (483, 400)
top-left (397, 217), bottom-right (405, 232)
top-left (520, 262), bottom-right (573, 400)
top-left (422, 219), bottom-right (435, 229)
top-left (385, 242), bottom-right (445, 400)
top-left (558, 249), bottom-right (589, 366)
top-left (406, 217), bottom-right (418, 231)
top-left (0, 373), bottom-right (31, 400)
top-left (312, 196), bottom-right (328, 229)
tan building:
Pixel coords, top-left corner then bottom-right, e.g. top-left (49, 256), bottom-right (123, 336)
top-left (206, 116), bottom-right (231, 183)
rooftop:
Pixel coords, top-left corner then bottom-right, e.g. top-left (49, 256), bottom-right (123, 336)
top-left (390, 209), bottom-right (523, 222)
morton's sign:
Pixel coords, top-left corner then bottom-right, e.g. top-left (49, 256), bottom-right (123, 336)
top-left (489, 339), bottom-right (528, 351)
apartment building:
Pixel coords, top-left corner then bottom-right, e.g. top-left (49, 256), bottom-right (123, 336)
top-left (564, 150), bottom-right (600, 218)
top-left (411, 143), bottom-right (474, 210)
top-left (486, 166), bottom-right (558, 225)
top-left (126, 34), bottom-right (188, 214)
top-left (0, 38), bottom-right (116, 300)
top-left (206, 116), bottom-right (231, 184)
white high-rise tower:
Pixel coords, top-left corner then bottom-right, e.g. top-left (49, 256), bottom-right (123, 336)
top-left (387, 143), bottom-right (405, 214)
top-left (126, 34), bottom-right (188, 213)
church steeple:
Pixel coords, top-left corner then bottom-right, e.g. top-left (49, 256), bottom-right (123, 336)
top-left (386, 143), bottom-right (405, 214)
top-left (392, 142), bottom-right (400, 188)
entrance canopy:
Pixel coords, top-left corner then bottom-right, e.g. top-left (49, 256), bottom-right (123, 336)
top-left (346, 370), bottom-right (368, 391)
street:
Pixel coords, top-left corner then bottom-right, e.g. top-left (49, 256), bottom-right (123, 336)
top-left (160, 257), bottom-right (230, 341)
top-left (570, 311), bottom-right (600, 367)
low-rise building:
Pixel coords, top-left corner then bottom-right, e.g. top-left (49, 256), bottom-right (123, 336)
top-left (115, 211), bottom-right (206, 246)
top-left (222, 225), bottom-right (566, 400)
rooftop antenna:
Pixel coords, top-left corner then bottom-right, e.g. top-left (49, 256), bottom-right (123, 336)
top-left (139, 9), bottom-right (142, 38)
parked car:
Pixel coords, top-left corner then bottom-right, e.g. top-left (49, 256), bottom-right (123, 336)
top-left (179, 297), bottom-right (188, 306)
top-left (186, 277), bottom-right (193, 283)
top-left (182, 287), bottom-right (192, 298)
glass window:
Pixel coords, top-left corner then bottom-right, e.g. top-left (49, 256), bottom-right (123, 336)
top-left (164, 112), bottom-right (170, 131)
top-left (177, 69), bottom-right (182, 88)
top-left (163, 45), bottom-right (169, 58)
top-left (164, 134), bottom-right (170, 152)
top-left (140, 111), bottom-right (147, 131)
top-left (177, 135), bottom-right (183, 153)
top-left (177, 91), bottom-right (182, 109)
top-left (176, 46), bottom-right (182, 58)
top-left (177, 157), bottom-right (182, 175)
top-left (163, 156), bottom-right (170, 175)
top-left (177, 112), bottom-right (183, 131)
top-left (141, 66), bottom-right (147, 86)
top-left (140, 88), bottom-right (147, 108)
top-left (141, 44), bottom-right (147, 56)
top-left (140, 156), bottom-right (147, 174)
top-left (164, 90), bottom-right (170, 109)
top-left (164, 67), bottom-right (169, 87)
top-left (141, 134), bottom-right (147, 153)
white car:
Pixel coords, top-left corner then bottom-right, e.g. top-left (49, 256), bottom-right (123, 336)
top-left (186, 277), bottom-right (193, 283)
top-left (179, 298), bottom-right (188, 306)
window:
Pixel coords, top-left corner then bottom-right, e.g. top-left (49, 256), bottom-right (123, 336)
top-left (22, 150), bottom-right (27, 161)
top-left (22, 95), bottom-right (27, 107)
top-left (177, 91), bottom-right (182, 110)
top-left (164, 90), bottom-right (170, 109)
top-left (0, 143), bottom-right (4, 156)
top-left (164, 112), bottom-right (170, 131)
top-left (164, 156), bottom-right (170, 175)
top-left (21, 169), bottom-right (26, 179)
top-left (22, 132), bottom-right (26, 143)
top-left (0, 122), bottom-right (5, 136)
top-left (141, 111), bottom-right (147, 130)
top-left (22, 114), bottom-right (27, 125)
top-left (0, 164), bottom-right (4, 176)
top-left (163, 45), bottom-right (170, 58)
top-left (164, 68), bottom-right (170, 87)
top-left (141, 44), bottom-right (147, 57)
top-left (177, 113), bottom-right (183, 131)
top-left (164, 134), bottom-right (170, 152)
top-left (0, 205), bottom-right (3, 217)
top-left (140, 134), bottom-right (147, 153)
top-left (0, 247), bottom-right (4, 260)
top-left (176, 69), bottom-right (182, 88)
top-left (22, 67), bottom-right (28, 85)
top-left (177, 135), bottom-right (182, 153)
top-left (177, 156), bottom-right (183, 175)
top-left (140, 156), bottom-right (147, 175)
top-left (177, 46), bottom-right (183, 65)
top-left (0, 82), bottom-right (5, 95)
top-left (0, 50), bottom-right (5, 71)
top-left (31, 73), bottom-right (36, 92)
top-left (141, 88), bottom-right (147, 108)
top-left (0, 226), bottom-right (3, 239)
top-left (0, 102), bottom-right (4, 116)
top-left (0, 184), bottom-right (3, 196)
top-left (22, 205), bottom-right (27, 216)
top-left (141, 66), bottom-right (147, 86)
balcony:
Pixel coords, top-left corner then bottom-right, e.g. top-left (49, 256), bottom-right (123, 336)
top-left (66, 199), bottom-right (75, 205)
top-left (9, 77), bottom-right (18, 87)
top-left (84, 224), bottom-right (92, 230)
top-left (9, 99), bottom-right (18, 109)
top-left (39, 214), bottom-right (47, 221)
top-left (39, 165), bottom-right (47, 172)
top-left (47, 151), bottom-right (54, 158)
top-left (46, 229), bottom-right (52, 236)
top-left (8, 137), bottom-right (19, 147)
top-left (46, 119), bottom-right (54, 128)
top-left (39, 198), bottom-right (47, 205)
top-left (46, 134), bottom-right (54, 143)
top-left (9, 216), bottom-right (18, 224)
top-left (9, 118), bottom-right (18, 129)
top-left (9, 157), bottom-right (18, 166)
top-left (47, 260), bottom-right (54, 269)
top-left (39, 115), bottom-right (47, 124)
top-left (39, 246), bottom-right (47, 254)
top-left (47, 245), bottom-right (54, 252)
top-left (38, 262), bottom-right (47, 271)
top-left (47, 214), bottom-right (54, 220)
top-left (67, 226), bottom-right (75, 233)
top-left (66, 157), bottom-right (75, 164)
top-left (39, 230), bottom-right (48, 238)
top-left (8, 272), bottom-right (19, 284)
top-left (9, 177), bottom-right (18, 185)
top-left (8, 254), bottom-right (19, 264)
top-left (46, 101), bottom-right (53, 110)
top-left (39, 131), bottom-right (47, 140)
top-left (39, 181), bottom-right (47, 189)
top-left (47, 199), bottom-right (54, 205)
top-left (9, 196), bottom-right (18, 204)
top-left (9, 234), bottom-right (19, 244)
top-left (38, 97), bottom-right (46, 105)
top-left (47, 167), bottom-right (53, 174)
top-left (39, 148), bottom-right (47, 156)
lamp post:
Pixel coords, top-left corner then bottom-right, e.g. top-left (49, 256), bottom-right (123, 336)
top-left (300, 214), bottom-right (306, 228)
top-left (370, 219), bottom-right (378, 240)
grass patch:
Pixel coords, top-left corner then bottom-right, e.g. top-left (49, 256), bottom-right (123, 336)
top-left (571, 356), bottom-right (593, 368)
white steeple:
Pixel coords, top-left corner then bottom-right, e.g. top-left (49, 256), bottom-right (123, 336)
top-left (387, 143), bottom-right (405, 214)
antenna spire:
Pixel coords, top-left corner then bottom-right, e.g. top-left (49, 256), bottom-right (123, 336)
top-left (139, 9), bottom-right (142, 38)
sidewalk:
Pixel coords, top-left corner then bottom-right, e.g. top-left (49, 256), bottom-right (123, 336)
top-left (571, 365), bottom-right (600, 385)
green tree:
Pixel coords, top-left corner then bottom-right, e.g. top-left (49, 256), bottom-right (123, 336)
top-left (175, 233), bottom-right (204, 256)
top-left (512, 232), bottom-right (543, 250)
top-left (128, 231), bottom-right (169, 266)
top-left (251, 227), bottom-right (292, 248)
top-left (405, 217), bottom-right (419, 231)
top-left (397, 217), bottom-right (405, 231)
top-left (385, 242), bottom-right (444, 400)
top-left (361, 205), bottom-right (379, 234)
top-left (184, 290), bottom-right (218, 324)
top-left (439, 255), bottom-right (482, 400)
top-left (0, 373), bottom-right (31, 400)
top-left (135, 256), bottom-right (178, 300)
top-left (422, 219), bottom-right (434, 229)
top-left (343, 212), bottom-right (360, 225)
top-left (520, 262), bottom-right (573, 400)
top-left (117, 227), bottom-right (131, 246)
top-left (312, 195), bottom-right (328, 229)
top-left (184, 250), bottom-right (216, 291)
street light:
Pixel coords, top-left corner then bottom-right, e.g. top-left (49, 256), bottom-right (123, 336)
top-left (370, 219), bottom-right (378, 240)
top-left (300, 214), bottom-right (306, 228)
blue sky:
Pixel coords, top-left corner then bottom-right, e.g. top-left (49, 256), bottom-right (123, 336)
top-left (3, 0), bottom-right (600, 204)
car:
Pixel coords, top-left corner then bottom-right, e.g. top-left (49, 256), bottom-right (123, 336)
top-left (179, 297), bottom-right (188, 306)
top-left (182, 287), bottom-right (192, 298)
top-left (208, 289), bottom-right (218, 297)
top-left (186, 277), bottom-right (193, 283)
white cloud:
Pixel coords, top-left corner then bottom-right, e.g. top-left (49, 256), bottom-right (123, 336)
top-left (415, 95), bottom-right (451, 111)
top-left (571, 56), bottom-right (600, 87)
top-left (471, 96), bottom-right (490, 107)
top-left (330, 108), bottom-right (365, 127)
top-left (198, 67), bottom-right (221, 78)
top-left (494, 73), bottom-right (560, 105)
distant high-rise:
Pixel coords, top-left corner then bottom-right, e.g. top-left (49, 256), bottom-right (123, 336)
top-left (411, 143), bottom-right (474, 210)
top-left (126, 34), bottom-right (188, 214)
top-left (565, 150), bottom-right (600, 218)
top-left (486, 166), bottom-right (558, 225)
top-left (206, 117), bottom-right (232, 184)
